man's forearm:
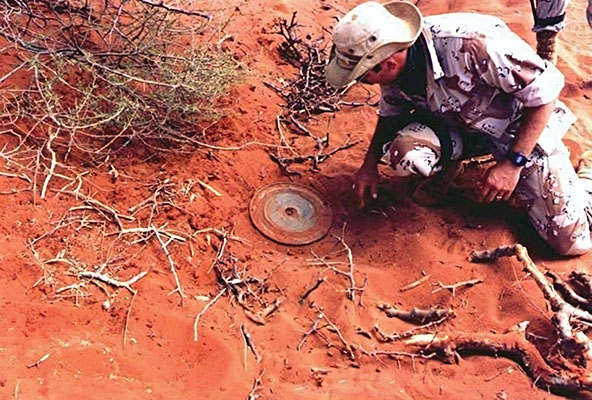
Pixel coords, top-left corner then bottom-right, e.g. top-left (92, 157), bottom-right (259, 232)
top-left (509, 102), bottom-right (555, 159)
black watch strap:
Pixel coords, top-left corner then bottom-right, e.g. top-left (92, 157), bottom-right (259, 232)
top-left (506, 150), bottom-right (529, 167)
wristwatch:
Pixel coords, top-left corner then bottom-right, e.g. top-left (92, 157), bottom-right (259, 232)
top-left (506, 150), bottom-right (529, 167)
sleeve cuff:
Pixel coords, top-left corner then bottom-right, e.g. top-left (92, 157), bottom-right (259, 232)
top-left (514, 63), bottom-right (565, 107)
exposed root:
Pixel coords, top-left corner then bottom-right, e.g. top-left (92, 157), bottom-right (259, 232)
top-left (406, 331), bottom-right (592, 395)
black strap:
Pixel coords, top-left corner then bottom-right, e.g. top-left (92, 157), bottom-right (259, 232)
top-left (410, 109), bottom-right (453, 165)
top-left (529, 0), bottom-right (538, 25)
top-left (535, 13), bottom-right (566, 27)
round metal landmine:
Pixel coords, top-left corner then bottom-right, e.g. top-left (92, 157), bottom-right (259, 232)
top-left (249, 183), bottom-right (333, 245)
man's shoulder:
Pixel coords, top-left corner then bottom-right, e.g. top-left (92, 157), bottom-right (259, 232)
top-left (424, 13), bottom-right (510, 39)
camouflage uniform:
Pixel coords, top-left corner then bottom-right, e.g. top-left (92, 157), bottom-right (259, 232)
top-left (380, 13), bottom-right (592, 255)
top-left (533, 0), bottom-right (569, 33)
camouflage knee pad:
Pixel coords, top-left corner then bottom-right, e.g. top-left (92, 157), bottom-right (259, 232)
top-left (382, 122), bottom-right (463, 177)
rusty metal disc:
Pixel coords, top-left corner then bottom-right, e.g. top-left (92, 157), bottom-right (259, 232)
top-left (249, 183), bottom-right (332, 245)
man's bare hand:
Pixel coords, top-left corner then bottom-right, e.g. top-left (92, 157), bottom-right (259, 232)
top-left (353, 163), bottom-right (379, 208)
top-left (477, 160), bottom-right (522, 203)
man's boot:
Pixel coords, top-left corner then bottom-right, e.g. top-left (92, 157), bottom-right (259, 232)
top-left (536, 30), bottom-right (559, 65)
top-left (411, 154), bottom-right (495, 207)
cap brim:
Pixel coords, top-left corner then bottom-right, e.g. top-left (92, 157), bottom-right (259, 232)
top-left (325, 57), bottom-right (358, 90)
top-left (325, 42), bottom-right (411, 89)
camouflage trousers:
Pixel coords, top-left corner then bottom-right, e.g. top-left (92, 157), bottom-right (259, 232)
top-left (533, 0), bottom-right (592, 31)
top-left (533, 0), bottom-right (569, 32)
top-left (384, 122), bottom-right (592, 256)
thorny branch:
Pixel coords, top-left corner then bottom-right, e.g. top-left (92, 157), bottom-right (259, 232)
top-left (267, 13), bottom-right (362, 175)
top-left (269, 12), bottom-right (362, 119)
top-left (0, 0), bottom-right (237, 183)
top-left (309, 224), bottom-right (367, 304)
top-left (298, 313), bottom-right (324, 351)
top-left (193, 228), bottom-right (283, 335)
top-left (151, 226), bottom-right (186, 304)
top-left (247, 370), bottom-right (265, 400)
top-left (269, 136), bottom-right (362, 175)
top-left (26, 178), bottom-right (205, 327)
top-left (136, 0), bottom-right (212, 19)
top-left (298, 305), bottom-right (356, 360)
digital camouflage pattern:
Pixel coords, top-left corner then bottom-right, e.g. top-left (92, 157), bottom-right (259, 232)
top-left (379, 13), bottom-right (592, 255)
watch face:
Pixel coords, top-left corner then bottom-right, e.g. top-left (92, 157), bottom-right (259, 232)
top-left (507, 151), bottom-right (528, 166)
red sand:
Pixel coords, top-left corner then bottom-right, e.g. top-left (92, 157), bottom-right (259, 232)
top-left (1, 0), bottom-right (592, 399)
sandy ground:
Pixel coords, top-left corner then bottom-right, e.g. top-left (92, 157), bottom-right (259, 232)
top-left (0, 0), bottom-right (591, 399)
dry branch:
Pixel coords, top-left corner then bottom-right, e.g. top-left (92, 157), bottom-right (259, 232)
top-left (399, 274), bottom-right (430, 292)
top-left (298, 314), bottom-right (324, 351)
top-left (431, 278), bottom-right (483, 297)
top-left (241, 324), bottom-right (262, 364)
top-left (270, 13), bottom-right (359, 119)
top-left (247, 370), bottom-right (265, 400)
top-left (378, 305), bottom-right (454, 325)
top-left (547, 270), bottom-right (592, 314)
top-left (468, 244), bottom-right (519, 262)
top-left (309, 224), bottom-right (367, 304)
top-left (123, 292), bottom-right (137, 347)
top-left (297, 308), bottom-right (357, 361)
top-left (571, 271), bottom-right (592, 298)
top-left (205, 228), bottom-right (283, 334)
top-left (299, 276), bottom-right (326, 305)
top-left (79, 270), bottom-right (147, 294)
top-left (267, 13), bottom-right (362, 175)
top-left (26, 353), bottom-right (50, 369)
top-left (152, 226), bottom-right (185, 304)
top-left (269, 137), bottom-right (361, 174)
top-left (313, 305), bottom-right (356, 360)
top-left (136, 0), bottom-right (212, 19)
top-left (193, 288), bottom-right (227, 342)
top-left (245, 297), bottom-right (283, 325)
top-left (373, 315), bottom-right (453, 343)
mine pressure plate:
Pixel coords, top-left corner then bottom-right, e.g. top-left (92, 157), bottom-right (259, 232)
top-left (249, 183), bottom-right (333, 245)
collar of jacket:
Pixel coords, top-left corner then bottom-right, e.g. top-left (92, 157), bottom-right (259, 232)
top-left (420, 26), bottom-right (445, 80)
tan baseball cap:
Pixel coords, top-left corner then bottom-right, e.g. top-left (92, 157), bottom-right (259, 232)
top-left (325, 1), bottom-right (423, 89)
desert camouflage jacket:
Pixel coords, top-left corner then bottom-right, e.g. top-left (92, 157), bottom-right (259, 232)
top-left (379, 13), bottom-right (576, 154)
